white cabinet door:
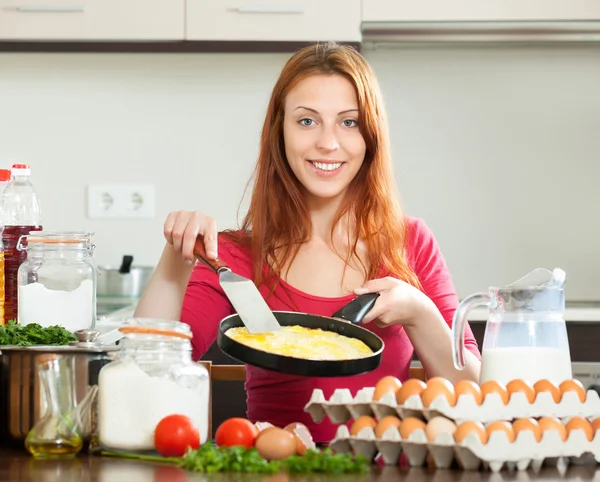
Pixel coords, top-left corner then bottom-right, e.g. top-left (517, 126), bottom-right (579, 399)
top-left (186, 0), bottom-right (361, 42)
top-left (0, 0), bottom-right (184, 40)
top-left (363, 0), bottom-right (600, 22)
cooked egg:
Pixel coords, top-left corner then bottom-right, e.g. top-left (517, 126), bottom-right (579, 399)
top-left (565, 416), bottom-right (594, 441)
top-left (350, 415), bottom-right (377, 436)
top-left (559, 379), bottom-right (587, 403)
top-left (512, 418), bottom-right (541, 442)
top-left (533, 379), bottom-right (561, 403)
top-left (225, 325), bottom-right (373, 360)
top-left (425, 416), bottom-right (457, 442)
top-left (255, 427), bottom-right (297, 460)
top-left (506, 379), bottom-right (536, 404)
top-left (375, 416), bottom-right (402, 439)
top-left (396, 379), bottom-right (427, 405)
top-left (284, 422), bottom-right (316, 455)
top-left (454, 379), bottom-right (483, 405)
top-left (454, 421), bottom-right (488, 444)
top-left (538, 416), bottom-right (567, 441)
top-left (421, 377), bottom-right (457, 407)
top-left (486, 421), bottom-right (515, 443)
top-left (399, 417), bottom-right (426, 439)
top-left (480, 380), bottom-right (509, 405)
top-left (373, 376), bottom-right (402, 401)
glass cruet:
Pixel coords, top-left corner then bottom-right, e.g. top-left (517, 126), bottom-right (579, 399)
top-left (452, 267), bottom-right (572, 385)
top-left (25, 354), bottom-right (98, 458)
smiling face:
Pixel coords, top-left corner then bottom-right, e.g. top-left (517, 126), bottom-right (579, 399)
top-left (283, 74), bottom-right (367, 205)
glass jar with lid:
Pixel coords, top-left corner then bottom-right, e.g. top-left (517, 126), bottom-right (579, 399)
top-left (97, 319), bottom-right (210, 453)
top-left (17, 231), bottom-right (97, 331)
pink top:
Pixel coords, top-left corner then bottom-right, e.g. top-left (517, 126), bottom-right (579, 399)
top-left (181, 216), bottom-right (481, 442)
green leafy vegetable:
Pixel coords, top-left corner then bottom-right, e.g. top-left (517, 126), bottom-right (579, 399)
top-left (0, 320), bottom-right (77, 346)
top-left (103, 442), bottom-right (370, 475)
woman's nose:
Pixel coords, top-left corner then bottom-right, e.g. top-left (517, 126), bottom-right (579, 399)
top-left (316, 126), bottom-right (339, 152)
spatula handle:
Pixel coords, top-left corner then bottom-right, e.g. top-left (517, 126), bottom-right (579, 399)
top-left (193, 237), bottom-right (229, 273)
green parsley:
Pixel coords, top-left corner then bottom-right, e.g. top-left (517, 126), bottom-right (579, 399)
top-left (0, 320), bottom-right (77, 346)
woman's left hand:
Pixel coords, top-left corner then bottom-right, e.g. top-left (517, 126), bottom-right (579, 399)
top-left (354, 277), bottom-right (433, 328)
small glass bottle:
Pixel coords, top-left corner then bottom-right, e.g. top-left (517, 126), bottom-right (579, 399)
top-left (17, 231), bottom-right (96, 331)
top-left (97, 320), bottom-right (210, 453)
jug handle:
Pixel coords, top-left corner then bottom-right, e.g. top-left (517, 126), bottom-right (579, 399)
top-left (452, 292), bottom-right (489, 370)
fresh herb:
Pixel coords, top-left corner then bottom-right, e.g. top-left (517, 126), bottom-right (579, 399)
top-left (180, 443), bottom-right (278, 474)
top-left (103, 442), bottom-right (370, 475)
top-left (0, 320), bottom-right (77, 346)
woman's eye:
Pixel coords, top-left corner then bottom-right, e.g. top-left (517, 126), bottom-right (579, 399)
top-left (299, 118), bottom-right (315, 127)
top-left (342, 119), bottom-right (358, 127)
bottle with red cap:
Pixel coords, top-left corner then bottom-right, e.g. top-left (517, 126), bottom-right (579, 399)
top-left (0, 168), bottom-right (10, 324)
top-left (0, 164), bottom-right (42, 323)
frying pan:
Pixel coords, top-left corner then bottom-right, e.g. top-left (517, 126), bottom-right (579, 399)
top-left (217, 294), bottom-right (385, 377)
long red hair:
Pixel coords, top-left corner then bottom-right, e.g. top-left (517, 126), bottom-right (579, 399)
top-left (226, 42), bottom-right (420, 293)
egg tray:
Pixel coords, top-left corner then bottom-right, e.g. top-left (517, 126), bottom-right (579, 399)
top-left (329, 425), bottom-right (600, 472)
top-left (304, 387), bottom-right (600, 424)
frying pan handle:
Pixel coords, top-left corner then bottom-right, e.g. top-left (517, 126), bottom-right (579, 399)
top-left (193, 237), bottom-right (229, 273)
top-left (332, 293), bottom-right (380, 325)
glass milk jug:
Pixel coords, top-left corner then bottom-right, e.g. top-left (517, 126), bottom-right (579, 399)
top-left (452, 268), bottom-right (572, 385)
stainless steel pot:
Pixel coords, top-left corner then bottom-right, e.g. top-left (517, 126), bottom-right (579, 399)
top-left (0, 334), bottom-right (118, 448)
top-left (97, 255), bottom-right (154, 298)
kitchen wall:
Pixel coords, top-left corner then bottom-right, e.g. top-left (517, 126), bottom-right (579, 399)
top-left (1, 44), bottom-right (599, 299)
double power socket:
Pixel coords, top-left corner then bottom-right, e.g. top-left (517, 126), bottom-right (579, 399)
top-left (86, 183), bottom-right (155, 219)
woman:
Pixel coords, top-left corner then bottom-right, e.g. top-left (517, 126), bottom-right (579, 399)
top-left (135, 41), bottom-right (481, 442)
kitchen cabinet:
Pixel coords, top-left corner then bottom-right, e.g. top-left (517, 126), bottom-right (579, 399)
top-left (362, 0), bottom-right (600, 22)
top-left (0, 0), bottom-right (184, 41)
top-left (186, 0), bottom-right (361, 42)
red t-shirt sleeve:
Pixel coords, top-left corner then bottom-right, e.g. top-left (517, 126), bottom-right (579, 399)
top-left (180, 239), bottom-right (237, 360)
top-left (406, 217), bottom-right (481, 360)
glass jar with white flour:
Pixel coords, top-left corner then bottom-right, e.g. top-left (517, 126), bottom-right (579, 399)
top-left (97, 320), bottom-right (209, 452)
top-left (17, 231), bottom-right (96, 331)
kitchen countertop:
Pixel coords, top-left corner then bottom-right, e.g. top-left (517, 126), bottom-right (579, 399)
top-left (1, 449), bottom-right (599, 481)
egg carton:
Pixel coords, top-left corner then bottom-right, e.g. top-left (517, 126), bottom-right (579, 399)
top-left (329, 425), bottom-right (600, 472)
top-left (304, 387), bottom-right (600, 424)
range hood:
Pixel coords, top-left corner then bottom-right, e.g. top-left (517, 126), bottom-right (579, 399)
top-left (361, 20), bottom-right (600, 46)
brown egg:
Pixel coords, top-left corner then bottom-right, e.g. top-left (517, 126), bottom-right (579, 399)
top-left (454, 421), bottom-right (488, 444)
top-left (421, 377), bottom-right (457, 407)
top-left (538, 416), bottom-right (567, 441)
top-left (425, 416), bottom-right (457, 442)
top-left (513, 418), bottom-right (541, 442)
top-left (374, 416), bottom-right (402, 439)
top-left (486, 421), bottom-right (515, 443)
top-left (506, 379), bottom-right (536, 404)
top-left (373, 376), bottom-right (403, 401)
top-left (454, 379), bottom-right (483, 405)
top-left (399, 417), bottom-right (426, 439)
top-left (480, 380), bottom-right (509, 405)
top-left (559, 379), bottom-right (587, 403)
top-left (255, 427), bottom-right (297, 460)
top-left (284, 422), bottom-right (316, 455)
top-left (565, 416), bottom-right (594, 441)
top-left (533, 379), bottom-right (561, 403)
top-left (350, 415), bottom-right (377, 436)
top-left (396, 378), bottom-right (427, 405)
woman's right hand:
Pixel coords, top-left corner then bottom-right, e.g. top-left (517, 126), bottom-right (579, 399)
top-left (163, 211), bottom-right (218, 264)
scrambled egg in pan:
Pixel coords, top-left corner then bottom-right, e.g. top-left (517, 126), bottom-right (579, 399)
top-left (225, 325), bottom-right (373, 360)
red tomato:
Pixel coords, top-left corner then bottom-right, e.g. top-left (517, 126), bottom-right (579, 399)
top-left (214, 418), bottom-right (259, 448)
top-left (154, 414), bottom-right (200, 457)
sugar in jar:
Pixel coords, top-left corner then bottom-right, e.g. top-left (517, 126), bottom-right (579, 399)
top-left (17, 231), bottom-right (96, 331)
top-left (97, 319), bottom-right (210, 452)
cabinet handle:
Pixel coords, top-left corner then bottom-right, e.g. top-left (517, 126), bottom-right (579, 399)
top-left (17, 5), bottom-right (85, 13)
top-left (232, 7), bottom-right (304, 15)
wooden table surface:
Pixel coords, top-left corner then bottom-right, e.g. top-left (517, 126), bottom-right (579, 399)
top-left (1, 449), bottom-right (600, 482)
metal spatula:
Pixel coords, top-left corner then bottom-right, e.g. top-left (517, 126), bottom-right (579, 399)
top-left (193, 237), bottom-right (281, 334)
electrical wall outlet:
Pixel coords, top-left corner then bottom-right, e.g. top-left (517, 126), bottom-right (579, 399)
top-left (87, 183), bottom-right (155, 219)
